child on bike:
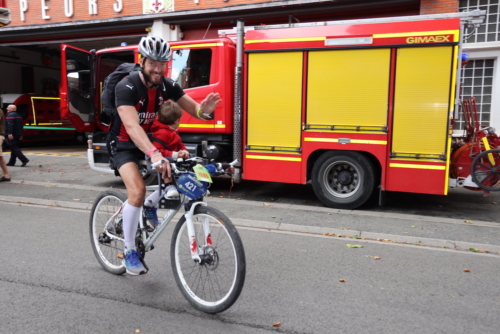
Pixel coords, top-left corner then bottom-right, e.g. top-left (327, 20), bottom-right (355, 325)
top-left (143, 100), bottom-right (190, 228)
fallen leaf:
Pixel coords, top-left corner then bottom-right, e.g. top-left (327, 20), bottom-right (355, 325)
top-left (272, 322), bottom-right (281, 327)
top-left (352, 235), bottom-right (361, 239)
top-left (469, 248), bottom-right (479, 252)
top-left (339, 279), bottom-right (346, 282)
top-left (346, 244), bottom-right (363, 248)
top-left (272, 216), bottom-right (276, 218)
top-left (383, 239), bottom-right (391, 242)
top-left (324, 233), bottom-right (336, 236)
top-left (411, 226), bottom-right (416, 228)
top-left (464, 220), bottom-right (473, 224)
top-left (365, 255), bottom-right (373, 258)
top-left (374, 256), bottom-right (381, 260)
top-left (117, 253), bottom-right (124, 259)
top-left (263, 203), bottom-right (271, 206)
top-left (376, 238), bottom-right (383, 241)
top-left (135, 330), bottom-right (141, 333)
top-left (493, 202), bottom-right (497, 204)
top-left (463, 269), bottom-right (471, 272)
top-left (73, 199), bottom-right (81, 201)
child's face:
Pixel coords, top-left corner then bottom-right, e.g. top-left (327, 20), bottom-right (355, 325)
top-left (171, 118), bottom-right (180, 129)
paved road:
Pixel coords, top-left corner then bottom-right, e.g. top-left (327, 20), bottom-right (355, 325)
top-left (1, 201), bottom-right (499, 334)
top-left (1, 146), bottom-right (500, 333)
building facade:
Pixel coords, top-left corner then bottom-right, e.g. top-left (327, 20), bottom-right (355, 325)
top-left (0, 0), bottom-right (498, 133)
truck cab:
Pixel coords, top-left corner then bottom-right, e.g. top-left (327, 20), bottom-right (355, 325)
top-left (60, 38), bottom-right (236, 179)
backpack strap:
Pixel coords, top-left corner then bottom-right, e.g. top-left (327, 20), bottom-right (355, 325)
top-left (150, 137), bottom-right (171, 151)
top-left (128, 71), bottom-right (144, 93)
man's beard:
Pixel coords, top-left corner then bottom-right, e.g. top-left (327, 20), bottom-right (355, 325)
top-left (142, 70), bottom-right (163, 86)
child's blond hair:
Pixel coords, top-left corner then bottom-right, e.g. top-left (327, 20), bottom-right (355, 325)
top-left (158, 100), bottom-right (182, 125)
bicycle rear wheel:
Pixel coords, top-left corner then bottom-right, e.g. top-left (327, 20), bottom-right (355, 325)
top-left (89, 189), bottom-right (127, 275)
top-left (171, 206), bottom-right (246, 313)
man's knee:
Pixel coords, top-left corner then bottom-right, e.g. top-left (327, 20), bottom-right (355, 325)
top-left (128, 187), bottom-right (146, 206)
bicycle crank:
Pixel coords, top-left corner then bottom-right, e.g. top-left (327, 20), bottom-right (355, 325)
top-left (98, 232), bottom-right (112, 244)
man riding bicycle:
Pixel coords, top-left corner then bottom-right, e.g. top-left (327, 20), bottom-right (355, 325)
top-left (109, 36), bottom-right (221, 275)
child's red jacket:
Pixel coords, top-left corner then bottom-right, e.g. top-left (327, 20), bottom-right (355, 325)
top-left (151, 117), bottom-right (187, 158)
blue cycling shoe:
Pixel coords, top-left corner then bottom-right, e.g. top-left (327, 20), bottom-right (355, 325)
top-left (124, 249), bottom-right (148, 275)
top-left (143, 206), bottom-right (160, 229)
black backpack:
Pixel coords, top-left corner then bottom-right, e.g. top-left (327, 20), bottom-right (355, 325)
top-left (101, 63), bottom-right (142, 117)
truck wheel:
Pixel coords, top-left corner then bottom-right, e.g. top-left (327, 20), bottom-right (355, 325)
top-left (312, 151), bottom-right (376, 209)
top-left (138, 165), bottom-right (157, 186)
top-left (74, 132), bottom-right (86, 144)
top-left (143, 173), bottom-right (157, 186)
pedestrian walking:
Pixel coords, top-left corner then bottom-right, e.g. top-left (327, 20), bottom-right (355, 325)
top-left (0, 107), bottom-right (11, 181)
top-left (5, 104), bottom-right (29, 167)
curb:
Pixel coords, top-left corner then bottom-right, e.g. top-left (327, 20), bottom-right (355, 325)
top-left (1, 192), bottom-right (499, 256)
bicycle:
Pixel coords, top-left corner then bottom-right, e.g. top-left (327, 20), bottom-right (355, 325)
top-left (89, 157), bottom-right (246, 314)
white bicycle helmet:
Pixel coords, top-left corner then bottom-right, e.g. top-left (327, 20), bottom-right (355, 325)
top-left (138, 36), bottom-right (172, 62)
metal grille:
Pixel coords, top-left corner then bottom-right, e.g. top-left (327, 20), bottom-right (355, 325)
top-left (459, 0), bottom-right (499, 43)
top-left (455, 59), bottom-right (495, 130)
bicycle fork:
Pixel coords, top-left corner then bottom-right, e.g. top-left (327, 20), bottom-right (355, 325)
top-left (184, 201), bottom-right (211, 263)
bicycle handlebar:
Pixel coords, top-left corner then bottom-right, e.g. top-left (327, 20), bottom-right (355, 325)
top-left (151, 158), bottom-right (238, 177)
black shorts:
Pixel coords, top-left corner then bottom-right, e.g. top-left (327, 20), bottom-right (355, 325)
top-left (108, 139), bottom-right (145, 171)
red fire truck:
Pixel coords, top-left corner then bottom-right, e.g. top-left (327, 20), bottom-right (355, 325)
top-left (61, 10), bottom-right (500, 209)
top-left (1, 93), bottom-right (82, 143)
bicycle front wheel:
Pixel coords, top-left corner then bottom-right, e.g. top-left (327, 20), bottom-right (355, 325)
top-left (89, 189), bottom-right (127, 275)
top-left (171, 206), bottom-right (246, 313)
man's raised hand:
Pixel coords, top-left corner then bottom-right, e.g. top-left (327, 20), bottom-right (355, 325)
top-left (200, 93), bottom-right (222, 116)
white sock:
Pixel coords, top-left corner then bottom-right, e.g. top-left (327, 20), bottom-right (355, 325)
top-left (123, 202), bottom-right (141, 250)
top-left (144, 190), bottom-right (160, 207)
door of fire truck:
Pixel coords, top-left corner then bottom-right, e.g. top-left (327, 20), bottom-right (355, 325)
top-left (60, 44), bottom-right (95, 133)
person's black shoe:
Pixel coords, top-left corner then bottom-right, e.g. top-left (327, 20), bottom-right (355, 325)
top-left (21, 159), bottom-right (29, 167)
top-left (6, 163), bottom-right (15, 166)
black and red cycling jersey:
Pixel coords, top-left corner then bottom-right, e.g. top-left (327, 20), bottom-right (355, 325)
top-left (110, 71), bottom-right (185, 143)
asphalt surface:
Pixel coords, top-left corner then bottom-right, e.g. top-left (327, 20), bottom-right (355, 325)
top-left (1, 145), bottom-right (500, 333)
top-left (1, 202), bottom-right (499, 334)
top-left (1, 144), bottom-right (500, 254)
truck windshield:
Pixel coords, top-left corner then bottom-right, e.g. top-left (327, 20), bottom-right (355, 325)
top-left (171, 48), bottom-right (212, 89)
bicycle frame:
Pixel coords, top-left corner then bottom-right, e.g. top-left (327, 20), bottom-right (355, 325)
top-left (101, 193), bottom-right (211, 263)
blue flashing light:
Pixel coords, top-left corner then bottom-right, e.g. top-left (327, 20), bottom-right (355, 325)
top-left (121, 42), bottom-right (128, 46)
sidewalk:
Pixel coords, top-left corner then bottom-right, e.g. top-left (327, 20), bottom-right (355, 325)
top-left (1, 179), bottom-right (499, 255)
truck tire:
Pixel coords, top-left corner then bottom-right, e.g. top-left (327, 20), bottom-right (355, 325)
top-left (143, 173), bottom-right (157, 186)
top-left (312, 151), bottom-right (376, 209)
top-left (137, 165), bottom-right (157, 186)
top-left (74, 132), bottom-right (86, 144)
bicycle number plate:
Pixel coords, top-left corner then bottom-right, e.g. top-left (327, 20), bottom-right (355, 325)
top-left (178, 173), bottom-right (208, 199)
top-left (193, 165), bottom-right (213, 183)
